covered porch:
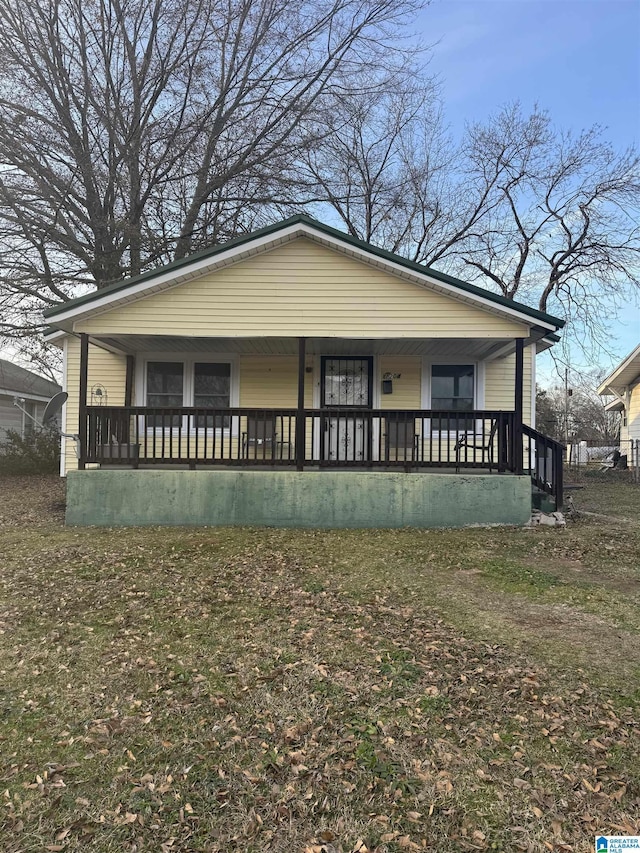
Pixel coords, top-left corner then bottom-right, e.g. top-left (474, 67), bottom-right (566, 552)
top-left (73, 331), bottom-right (564, 510)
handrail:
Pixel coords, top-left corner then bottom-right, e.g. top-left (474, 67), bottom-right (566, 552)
top-left (522, 424), bottom-right (564, 509)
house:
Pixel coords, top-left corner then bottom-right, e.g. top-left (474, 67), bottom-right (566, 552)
top-left (0, 359), bottom-right (61, 443)
top-left (43, 215), bottom-right (565, 528)
top-left (597, 343), bottom-right (640, 463)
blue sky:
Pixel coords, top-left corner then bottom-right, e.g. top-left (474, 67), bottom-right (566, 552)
top-left (416, 0), bottom-right (640, 381)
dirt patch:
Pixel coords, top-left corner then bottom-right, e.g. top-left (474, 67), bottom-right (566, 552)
top-left (420, 566), bottom-right (640, 690)
top-left (503, 596), bottom-right (640, 655)
top-left (522, 554), bottom-right (640, 595)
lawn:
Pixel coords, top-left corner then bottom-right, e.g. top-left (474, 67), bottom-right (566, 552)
top-left (0, 474), bottom-right (638, 852)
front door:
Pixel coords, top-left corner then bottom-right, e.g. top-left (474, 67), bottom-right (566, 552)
top-left (320, 357), bottom-right (373, 462)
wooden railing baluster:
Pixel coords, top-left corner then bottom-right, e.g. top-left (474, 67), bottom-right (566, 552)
top-left (84, 408), bottom-right (558, 486)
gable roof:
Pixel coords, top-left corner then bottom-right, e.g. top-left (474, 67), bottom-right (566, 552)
top-left (597, 342), bottom-right (640, 396)
top-left (0, 359), bottom-right (61, 399)
top-left (43, 215), bottom-right (564, 333)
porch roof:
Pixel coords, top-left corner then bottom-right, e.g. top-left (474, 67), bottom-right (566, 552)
top-left (63, 333), bottom-right (542, 360)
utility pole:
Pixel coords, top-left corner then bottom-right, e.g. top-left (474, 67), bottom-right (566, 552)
top-left (564, 367), bottom-right (569, 446)
top-left (564, 366), bottom-right (575, 453)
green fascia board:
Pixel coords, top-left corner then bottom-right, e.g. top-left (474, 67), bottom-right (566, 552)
top-left (43, 214), bottom-right (565, 329)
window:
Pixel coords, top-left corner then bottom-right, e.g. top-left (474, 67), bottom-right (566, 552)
top-left (431, 364), bottom-right (475, 430)
top-left (145, 359), bottom-right (233, 429)
top-left (146, 361), bottom-right (183, 427)
top-left (147, 361), bottom-right (184, 407)
top-left (194, 362), bottom-right (231, 427)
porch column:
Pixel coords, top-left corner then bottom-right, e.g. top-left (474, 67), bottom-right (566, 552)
top-left (296, 336), bottom-right (306, 471)
top-left (124, 354), bottom-right (135, 406)
top-left (120, 354), bottom-right (136, 445)
top-left (78, 333), bottom-right (89, 470)
top-left (513, 337), bottom-right (524, 475)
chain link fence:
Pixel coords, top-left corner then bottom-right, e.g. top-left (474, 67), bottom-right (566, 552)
top-left (565, 438), bottom-right (640, 482)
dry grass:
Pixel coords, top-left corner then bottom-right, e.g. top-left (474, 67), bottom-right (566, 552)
top-left (565, 467), bottom-right (639, 520)
top-left (0, 474), bottom-right (638, 852)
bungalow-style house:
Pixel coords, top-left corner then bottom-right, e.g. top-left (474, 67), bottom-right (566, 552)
top-left (0, 359), bottom-right (61, 443)
top-left (43, 216), bottom-right (565, 528)
top-left (597, 343), bottom-right (640, 461)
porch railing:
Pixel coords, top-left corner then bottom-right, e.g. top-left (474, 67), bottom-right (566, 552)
top-left (84, 406), bottom-right (516, 472)
top-left (522, 424), bottom-right (564, 509)
top-left (82, 406), bottom-right (564, 507)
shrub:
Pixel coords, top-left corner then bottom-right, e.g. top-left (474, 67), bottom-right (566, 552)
top-left (0, 425), bottom-right (60, 474)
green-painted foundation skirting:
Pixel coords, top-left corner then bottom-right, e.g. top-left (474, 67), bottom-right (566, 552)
top-left (66, 470), bottom-right (532, 529)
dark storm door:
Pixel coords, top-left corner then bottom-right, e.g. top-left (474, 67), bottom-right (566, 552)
top-left (320, 356), bottom-right (373, 462)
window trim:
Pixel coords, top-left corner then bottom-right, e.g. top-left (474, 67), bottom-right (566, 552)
top-left (137, 353), bottom-right (239, 434)
top-left (421, 357), bottom-right (485, 434)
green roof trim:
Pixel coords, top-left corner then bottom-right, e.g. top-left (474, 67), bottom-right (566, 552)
top-left (43, 214), bottom-right (565, 329)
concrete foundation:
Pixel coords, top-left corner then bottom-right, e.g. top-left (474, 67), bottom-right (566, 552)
top-left (66, 469), bottom-right (532, 529)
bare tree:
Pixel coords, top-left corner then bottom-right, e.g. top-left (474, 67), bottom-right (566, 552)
top-left (458, 105), bottom-right (640, 358)
top-left (537, 373), bottom-right (620, 444)
top-left (2, 6), bottom-right (637, 373)
top-left (295, 82), bottom-right (450, 254)
top-left (298, 82), bottom-right (511, 270)
top-left (306, 102), bottom-right (640, 360)
top-left (0, 0), bottom-right (426, 342)
top-left (535, 387), bottom-right (561, 441)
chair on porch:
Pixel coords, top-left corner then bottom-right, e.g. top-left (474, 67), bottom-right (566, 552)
top-left (454, 419), bottom-right (498, 473)
top-left (385, 418), bottom-right (419, 463)
top-left (242, 415), bottom-right (275, 458)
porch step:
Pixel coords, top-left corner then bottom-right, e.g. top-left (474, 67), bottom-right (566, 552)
top-left (531, 487), bottom-right (556, 513)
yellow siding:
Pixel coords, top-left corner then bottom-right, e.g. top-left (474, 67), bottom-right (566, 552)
top-left (620, 419), bottom-right (629, 444)
top-left (377, 358), bottom-right (421, 462)
top-left (238, 355), bottom-right (300, 456)
top-left (126, 356), bottom-right (301, 464)
top-left (238, 355), bottom-right (422, 458)
top-left (619, 391), bottom-right (629, 445)
top-left (64, 337), bottom-right (127, 474)
top-left (378, 357), bottom-right (422, 409)
top-left (239, 356), bottom-right (298, 407)
top-left (75, 237), bottom-right (528, 339)
top-left (484, 346), bottom-right (533, 425)
top-left (628, 383), bottom-right (640, 441)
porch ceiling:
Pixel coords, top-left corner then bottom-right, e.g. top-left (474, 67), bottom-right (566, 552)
top-left (91, 334), bottom-right (522, 360)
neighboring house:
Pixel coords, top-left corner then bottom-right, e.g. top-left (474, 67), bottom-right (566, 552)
top-left (43, 215), bottom-right (565, 528)
top-left (0, 359), bottom-right (61, 443)
top-left (597, 343), bottom-right (640, 450)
